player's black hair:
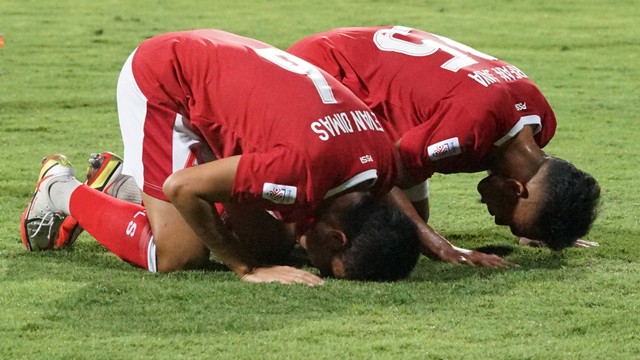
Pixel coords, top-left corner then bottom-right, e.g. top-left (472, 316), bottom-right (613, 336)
top-left (534, 158), bottom-right (601, 250)
top-left (338, 195), bottom-right (420, 281)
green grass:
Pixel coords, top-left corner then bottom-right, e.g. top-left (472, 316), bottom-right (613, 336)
top-left (1, 0), bottom-right (639, 358)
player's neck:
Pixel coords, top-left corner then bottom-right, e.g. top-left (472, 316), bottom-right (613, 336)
top-left (491, 126), bottom-right (548, 183)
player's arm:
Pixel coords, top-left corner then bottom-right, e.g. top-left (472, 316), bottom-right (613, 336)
top-left (163, 155), bottom-right (323, 285)
top-left (401, 181), bottom-right (431, 222)
top-left (411, 198), bottom-right (430, 222)
top-left (163, 156), bottom-right (250, 274)
top-left (384, 186), bottom-right (513, 267)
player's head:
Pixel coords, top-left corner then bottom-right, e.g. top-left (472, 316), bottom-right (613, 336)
top-left (299, 192), bottom-right (420, 281)
top-left (477, 157), bottom-right (600, 249)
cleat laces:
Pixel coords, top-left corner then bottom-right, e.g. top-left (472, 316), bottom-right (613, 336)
top-left (29, 211), bottom-right (64, 240)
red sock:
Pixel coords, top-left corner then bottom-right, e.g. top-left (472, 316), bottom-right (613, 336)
top-left (69, 185), bottom-right (153, 270)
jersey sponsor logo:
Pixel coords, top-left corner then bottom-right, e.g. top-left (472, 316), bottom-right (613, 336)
top-left (427, 137), bottom-right (462, 161)
top-left (359, 155), bottom-right (374, 164)
top-left (262, 183), bottom-right (297, 205)
top-left (515, 102), bottom-right (527, 111)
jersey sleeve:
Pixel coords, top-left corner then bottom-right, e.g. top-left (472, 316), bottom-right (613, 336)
top-left (398, 101), bottom-right (497, 182)
top-left (231, 146), bottom-right (314, 222)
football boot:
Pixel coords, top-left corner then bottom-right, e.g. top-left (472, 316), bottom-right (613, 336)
top-left (20, 154), bottom-right (75, 251)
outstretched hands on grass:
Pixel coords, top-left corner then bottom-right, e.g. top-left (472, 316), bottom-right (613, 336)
top-left (518, 237), bottom-right (599, 248)
top-left (445, 245), bottom-right (513, 267)
top-left (385, 187), bottom-right (515, 268)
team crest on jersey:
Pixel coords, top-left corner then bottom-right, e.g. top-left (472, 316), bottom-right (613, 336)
top-left (427, 137), bottom-right (462, 161)
top-left (262, 183), bottom-right (297, 205)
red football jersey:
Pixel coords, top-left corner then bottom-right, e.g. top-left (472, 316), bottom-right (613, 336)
top-left (288, 26), bottom-right (556, 184)
top-left (130, 30), bottom-right (396, 222)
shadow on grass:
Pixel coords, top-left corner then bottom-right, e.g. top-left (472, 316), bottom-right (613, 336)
top-left (7, 225), bottom-right (632, 285)
top-left (408, 229), bottom-right (573, 283)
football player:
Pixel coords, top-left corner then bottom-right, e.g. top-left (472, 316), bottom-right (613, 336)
top-left (288, 26), bottom-right (600, 261)
top-left (21, 29), bottom-right (421, 284)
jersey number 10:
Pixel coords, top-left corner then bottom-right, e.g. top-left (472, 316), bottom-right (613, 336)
top-left (373, 26), bottom-right (496, 72)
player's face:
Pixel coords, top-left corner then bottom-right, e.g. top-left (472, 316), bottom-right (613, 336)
top-left (477, 174), bottom-right (517, 228)
top-left (477, 173), bottom-right (544, 238)
top-left (298, 223), bottom-right (346, 278)
top-left (298, 193), bottom-right (362, 278)
top-left (298, 226), bottom-right (332, 277)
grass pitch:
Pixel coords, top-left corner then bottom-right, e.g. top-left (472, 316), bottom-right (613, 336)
top-left (1, 0), bottom-right (639, 359)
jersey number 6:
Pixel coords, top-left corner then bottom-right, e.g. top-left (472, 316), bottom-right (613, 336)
top-left (255, 47), bottom-right (337, 104)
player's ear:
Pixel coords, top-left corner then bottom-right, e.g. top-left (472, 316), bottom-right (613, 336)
top-left (325, 229), bottom-right (349, 251)
top-left (504, 179), bottom-right (528, 198)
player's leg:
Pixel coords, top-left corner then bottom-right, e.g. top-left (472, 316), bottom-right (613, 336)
top-left (106, 47), bottom-right (209, 272)
top-left (56, 152), bottom-right (142, 249)
top-left (62, 180), bottom-right (157, 270)
top-left (20, 153), bottom-right (209, 272)
top-left (69, 185), bottom-right (297, 272)
top-left (20, 153), bottom-right (301, 274)
top-left (120, 193), bottom-right (298, 272)
top-left (20, 155), bottom-right (153, 270)
top-left (105, 45), bottom-right (290, 272)
top-left (141, 193), bottom-right (210, 272)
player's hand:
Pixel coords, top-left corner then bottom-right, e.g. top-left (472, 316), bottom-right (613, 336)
top-left (443, 246), bottom-right (514, 267)
top-left (518, 237), bottom-right (546, 247)
top-left (572, 239), bottom-right (599, 247)
top-left (241, 266), bottom-right (325, 286)
top-left (518, 237), bottom-right (599, 248)
top-left (459, 250), bottom-right (514, 267)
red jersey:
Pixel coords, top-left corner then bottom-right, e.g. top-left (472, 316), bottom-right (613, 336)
top-left (288, 26), bottom-right (556, 184)
top-left (130, 30), bottom-right (396, 222)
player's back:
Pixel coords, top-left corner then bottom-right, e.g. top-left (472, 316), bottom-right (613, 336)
top-left (135, 30), bottom-right (379, 150)
top-left (288, 26), bottom-right (555, 142)
top-left (131, 29), bottom-right (397, 213)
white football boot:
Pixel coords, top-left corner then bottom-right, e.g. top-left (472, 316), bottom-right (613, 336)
top-left (20, 154), bottom-right (76, 251)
